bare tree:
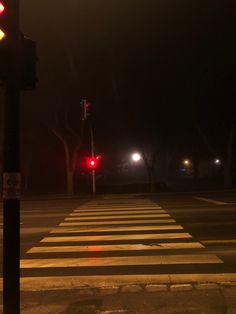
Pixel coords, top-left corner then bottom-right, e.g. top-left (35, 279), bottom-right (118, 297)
top-left (138, 139), bottom-right (160, 193)
top-left (194, 65), bottom-right (236, 189)
top-left (52, 111), bottom-right (85, 194)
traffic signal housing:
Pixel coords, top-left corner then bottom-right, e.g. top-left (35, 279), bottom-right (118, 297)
top-left (0, 2), bottom-right (37, 89)
top-left (81, 99), bottom-right (91, 120)
top-left (0, 1), bottom-right (9, 82)
top-left (20, 36), bottom-right (37, 90)
top-left (0, 1), bottom-right (6, 41)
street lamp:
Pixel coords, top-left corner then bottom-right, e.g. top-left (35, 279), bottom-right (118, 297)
top-left (131, 152), bottom-right (142, 162)
top-left (183, 159), bottom-right (191, 166)
top-left (214, 158), bottom-right (221, 165)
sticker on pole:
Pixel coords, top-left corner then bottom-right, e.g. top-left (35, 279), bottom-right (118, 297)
top-left (2, 173), bottom-right (21, 199)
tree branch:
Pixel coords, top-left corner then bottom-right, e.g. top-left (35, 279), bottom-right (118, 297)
top-left (195, 123), bottom-right (219, 157)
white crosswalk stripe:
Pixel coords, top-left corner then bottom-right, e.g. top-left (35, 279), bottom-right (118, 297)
top-left (72, 209), bottom-right (166, 216)
top-left (21, 254), bottom-right (222, 268)
top-left (27, 242), bottom-right (204, 253)
top-left (76, 206), bottom-right (163, 211)
top-left (40, 232), bottom-right (192, 243)
top-left (67, 213), bottom-right (171, 220)
top-left (22, 198), bottom-right (224, 277)
top-left (49, 225), bottom-right (184, 233)
top-left (60, 219), bottom-right (176, 226)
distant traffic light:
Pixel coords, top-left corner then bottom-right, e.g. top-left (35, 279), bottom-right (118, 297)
top-left (86, 155), bottom-right (102, 170)
top-left (81, 99), bottom-right (91, 120)
top-left (86, 157), bottom-right (98, 170)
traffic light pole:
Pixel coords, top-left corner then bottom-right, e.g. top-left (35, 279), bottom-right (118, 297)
top-left (2, 0), bottom-right (21, 313)
top-left (90, 125), bottom-right (96, 195)
top-left (3, 84), bottom-right (21, 314)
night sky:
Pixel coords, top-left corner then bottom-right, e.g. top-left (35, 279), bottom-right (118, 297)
top-left (17, 1), bottom-right (236, 182)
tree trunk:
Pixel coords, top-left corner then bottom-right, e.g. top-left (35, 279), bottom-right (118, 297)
top-left (165, 149), bottom-right (170, 182)
top-left (64, 142), bottom-right (74, 195)
top-left (224, 124), bottom-right (235, 189)
top-left (193, 157), bottom-right (200, 182)
top-left (148, 167), bottom-right (156, 193)
top-left (66, 171), bottom-right (74, 195)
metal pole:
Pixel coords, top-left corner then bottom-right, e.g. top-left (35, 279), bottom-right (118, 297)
top-left (2, 0), bottom-right (21, 313)
top-left (90, 125), bottom-right (96, 194)
top-left (92, 170), bottom-right (96, 194)
top-left (3, 85), bottom-right (21, 314)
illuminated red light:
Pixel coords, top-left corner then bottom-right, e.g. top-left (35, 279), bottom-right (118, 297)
top-left (0, 2), bottom-right (5, 14)
top-left (86, 157), bottom-right (98, 169)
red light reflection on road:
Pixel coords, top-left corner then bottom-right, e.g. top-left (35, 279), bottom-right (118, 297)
top-left (88, 245), bottom-right (102, 252)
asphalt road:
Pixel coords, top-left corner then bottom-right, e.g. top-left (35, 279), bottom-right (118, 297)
top-left (0, 198), bottom-right (88, 273)
top-left (151, 190), bottom-right (236, 273)
top-left (0, 191), bottom-right (236, 286)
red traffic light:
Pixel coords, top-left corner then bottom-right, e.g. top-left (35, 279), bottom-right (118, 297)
top-left (86, 157), bottom-right (98, 169)
top-left (0, 2), bottom-right (5, 15)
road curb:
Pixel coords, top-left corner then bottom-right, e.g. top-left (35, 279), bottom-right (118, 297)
top-left (1, 274), bottom-right (236, 293)
top-left (61, 281), bottom-right (236, 295)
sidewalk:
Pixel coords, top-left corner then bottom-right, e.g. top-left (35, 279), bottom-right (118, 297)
top-left (1, 275), bottom-right (236, 313)
top-left (4, 285), bottom-right (236, 314)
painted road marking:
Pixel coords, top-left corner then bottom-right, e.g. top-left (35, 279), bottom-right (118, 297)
top-left (27, 242), bottom-right (204, 253)
top-left (40, 233), bottom-right (193, 243)
top-left (79, 202), bottom-right (158, 205)
top-left (49, 225), bottom-right (184, 233)
top-left (194, 197), bottom-right (227, 205)
top-left (60, 219), bottom-right (176, 226)
top-left (67, 214), bottom-right (171, 220)
top-left (76, 206), bottom-right (163, 211)
top-left (202, 239), bottom-right (236, 244)
top-left (21, 199), bottom-right (224, 280)
top-left (20, 254), bottom-right (223, 268)
top-left (80, 202), bottom-right (160, 205)
top-left (69, 211), bottom-right (167, 217)
top-left (73, 209), bottom-right (166, 216)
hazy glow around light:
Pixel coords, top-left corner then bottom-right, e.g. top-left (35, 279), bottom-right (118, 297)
top-left (0, 3), bottom-right (6, 41)
top-left (0, 29), bottom-right (5, 40)
top-left (86, 157), bottom-right (98, 169)
top-left (214, 158), bottom-right (221, 165)
top-left (132, 153), bottom-right (141, 162)
top-left (183, 159), bottom-right (190, 165)
top-left (0, 3), bottom-right (5, 14)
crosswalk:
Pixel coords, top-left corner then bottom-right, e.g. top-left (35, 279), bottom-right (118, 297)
top-left (20, 197), bottom-right (223, 279)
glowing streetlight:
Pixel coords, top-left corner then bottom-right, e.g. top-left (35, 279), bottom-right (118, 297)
top-left (214, 158), bottom-right (221, 165)
top-left (131, 152), bottom-right (142, 162)
top-left (183, 159), bottom-right (191, 166)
